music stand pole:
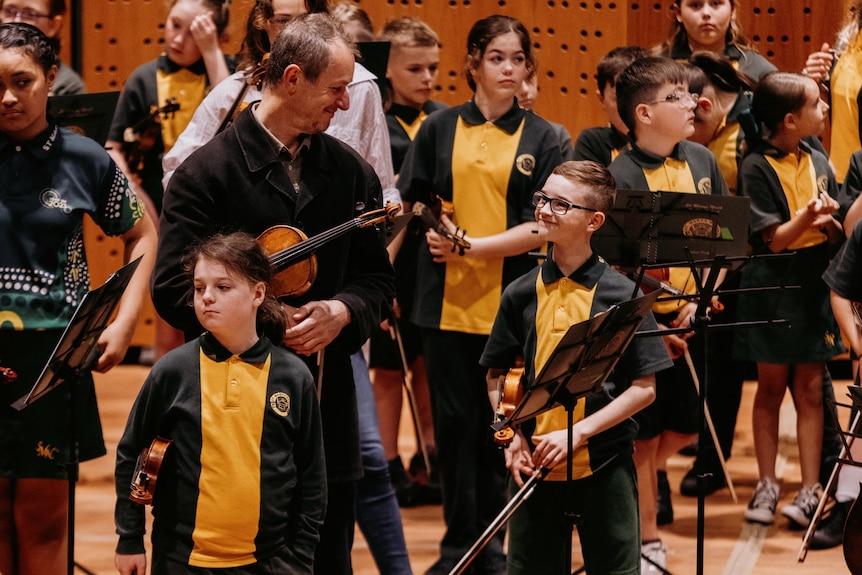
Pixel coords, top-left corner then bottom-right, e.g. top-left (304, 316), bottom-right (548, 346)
top-left (562, 393), bottom-right (579, 575)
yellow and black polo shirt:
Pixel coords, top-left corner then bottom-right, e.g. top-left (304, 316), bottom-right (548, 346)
top-left (114, 333), bottom-right (325, 571)
top-left (572, 125), bottom-right (629, 167)
top-left (480, 251), bottom-right (673, 480)
top-left (398, 99), bottom-right (564, 335)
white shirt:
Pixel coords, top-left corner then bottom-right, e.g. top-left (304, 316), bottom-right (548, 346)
top-left (162, 62), bottom-right (399, 205)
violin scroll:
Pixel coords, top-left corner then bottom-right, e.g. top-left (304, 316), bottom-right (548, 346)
top-left (412, 201), bottom-right (471, 256)
top-left (493, 366), bottom-right (525, 446)
top-left (0, 366), bottom-right (17, 384)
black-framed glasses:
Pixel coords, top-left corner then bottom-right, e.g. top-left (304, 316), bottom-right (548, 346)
top-left (647, 91), bottom-right (699, 108)
top-left (531, 191), bottom-right (597, 215)
top-left (1, 7), bottom-right (52, 23)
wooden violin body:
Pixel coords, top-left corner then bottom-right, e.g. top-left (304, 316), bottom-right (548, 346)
top-left (257, 203), bottom-right (400, 299)
top-left (130, 436), bottom-right (172, 506)
top-left (493, 366), bottom-right (525, 446)
top-left (123, 98), bottom-right (180, 176)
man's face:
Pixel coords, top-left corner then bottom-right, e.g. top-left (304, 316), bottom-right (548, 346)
top-left (293, 41), bottom-right (354, 134)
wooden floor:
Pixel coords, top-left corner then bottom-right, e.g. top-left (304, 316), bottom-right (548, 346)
top-left (72, 363), bottom-right (856, 575)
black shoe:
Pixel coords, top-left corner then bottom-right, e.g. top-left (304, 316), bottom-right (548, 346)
top-left (406, 451), bottom-right (442, 505)
top-left (657, 470), bottom-right (673, 525)
top-left (810, 499), bottom-right (852, 550)
top-left (388, 457), bottom-right (421, 507)
top-left (679, 465), bottom-right (726, 497)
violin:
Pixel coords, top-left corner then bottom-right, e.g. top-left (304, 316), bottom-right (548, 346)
top-left (256, 203), bottom-right (400, 298)
top-left (493, 365), bottom-right (525, 446)
top-left (217, 54), bottom-right (270, 134)
top-left (129, 436), bottom-right (172, 506)
top-left (123, 98), bottom-right (181, 176)
top-left (412, 196), bottom-right (471, 256)
top-left (633, 267), bottom-right (724, 313)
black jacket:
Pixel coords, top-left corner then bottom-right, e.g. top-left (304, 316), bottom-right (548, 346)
top-left (152, 105), bottom-right (395, 481)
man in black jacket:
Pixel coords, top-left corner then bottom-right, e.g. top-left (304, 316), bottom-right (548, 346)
top-left (151, 14), bottom-right (395, 575)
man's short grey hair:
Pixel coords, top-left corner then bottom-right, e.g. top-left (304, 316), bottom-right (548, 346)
top-left (264, 13), bottom-right (358, 87)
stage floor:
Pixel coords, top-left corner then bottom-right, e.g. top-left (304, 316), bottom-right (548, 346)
top-left (72, 363), bottom-right (855, 575)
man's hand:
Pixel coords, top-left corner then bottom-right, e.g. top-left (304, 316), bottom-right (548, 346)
top-left (115, 552), bottom-right (146, 575)
top-left (282, 300), bottom-right (351, 355)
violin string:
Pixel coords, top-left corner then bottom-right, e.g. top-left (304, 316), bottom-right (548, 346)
top-left (267, 209), bottom-right (390, 270)
top-left (269, 220), bottom-right (359, 270)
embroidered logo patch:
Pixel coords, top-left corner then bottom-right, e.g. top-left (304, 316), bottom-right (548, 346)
top-left (269, 392), bottom-right (291, 417)
top-left (697, 177), bottom-right (712, 195)
top-left (516, 154), bottom-right (536, 176)
top-left (36, 441), bottom-right (59, 460)
top-left (40, 189), bottom-right (72, 214)
top-left (817, 175), bottom-right (828, 195)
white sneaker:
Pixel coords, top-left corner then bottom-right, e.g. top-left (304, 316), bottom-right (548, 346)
top-left (745, 478), bottom-right (780, 524)
top-left (781, 483), bottom-right (822, 527)
top-left (641, 540), bottom-right (666, 574)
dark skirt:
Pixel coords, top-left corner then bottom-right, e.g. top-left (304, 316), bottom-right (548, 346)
top-left (0, 330), bottom-right (106, 478)
top-left (733, 243), bottom-right (844, 364)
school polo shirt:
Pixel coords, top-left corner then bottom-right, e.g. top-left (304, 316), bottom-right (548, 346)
top-left (665, 43), bottom-right (777, 82)
top-left (706, 90), bottom-right (752, 194)
top-left (829, 34), bottom-right (862, 184)
top-left (609, 140), bottom-right (729, 313)
top-left (739, 139), bottom-right (837, 251)
top-left (480, 252), bottom-right (672, 481)
top-left (572, 125), bottom-right (629, 167)
top-left (115, 334), bottom-right (324, 569)
top-left (824, 218), bottom-right (862, 303)
top-left (386, 100), bottom-right (447, 174)
top-left (398, 99), bottom-right (562, 334)
top-left (0, 124), bottom-right (143, 330)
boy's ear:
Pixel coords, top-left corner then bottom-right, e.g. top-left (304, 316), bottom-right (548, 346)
top-left (596, 88), bottom-right (605, 103)
top-left (634, 102), bottom-right (653, 125)
top-left (587, 210), bottom-right (606, 232)
top-left (697, 97), bottom-right (712, 114)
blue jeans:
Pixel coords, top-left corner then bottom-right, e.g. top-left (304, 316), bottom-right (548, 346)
top-left (351, 352), bottom-right (413, 575)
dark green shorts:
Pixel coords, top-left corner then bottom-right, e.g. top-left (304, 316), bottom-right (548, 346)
top-left (506, 455), bottom-right (640, 575)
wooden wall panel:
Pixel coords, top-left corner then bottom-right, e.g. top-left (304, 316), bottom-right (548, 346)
top-left (70, 0), bottom-right (849, 349)
top-left (73, 0), bottom-right (848, 138)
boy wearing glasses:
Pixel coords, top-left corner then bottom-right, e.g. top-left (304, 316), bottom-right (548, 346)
top-left (609, 55), bottom-right (729, 573)
top-left (480, 160), bottom-right (672, 575)
top-left (0, 0), bottom-right (85, 95)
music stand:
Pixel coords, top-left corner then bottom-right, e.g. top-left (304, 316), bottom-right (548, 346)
top-left (449, 291), bottom-right (661, 575)
top-left (49, 91), bottom-right (120, 147)
top-left (593, 189), bottom-right (762, 575)
top-left (11, 256), bottom-right (142, 575)
top-left (591, 189), bottom-right (750, 267)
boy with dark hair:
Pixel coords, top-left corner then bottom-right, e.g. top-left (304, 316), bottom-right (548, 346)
top-left (609, 55), bottom-right (729, 574)
top-left (481, 160), bottom-right (672, 575)
top-left (573, 45), bottom-right (649, 166)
